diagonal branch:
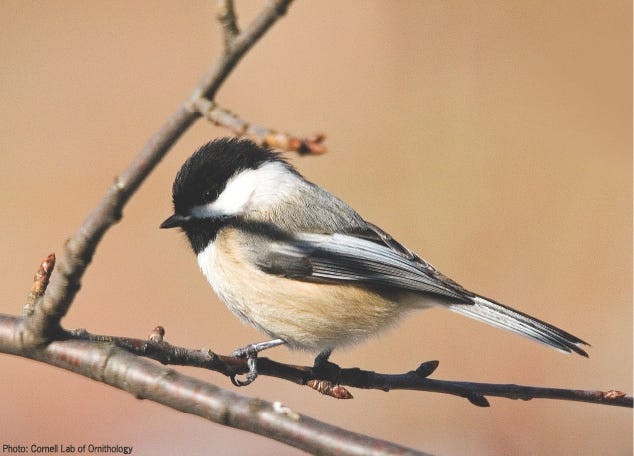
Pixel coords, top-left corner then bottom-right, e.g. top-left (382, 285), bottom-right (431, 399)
top-left (21, 0), bottom-right (295, 347)
top-left (192, 0), bottom-right (292, 102)
top-left (25, 107), bottom-right (197, 345)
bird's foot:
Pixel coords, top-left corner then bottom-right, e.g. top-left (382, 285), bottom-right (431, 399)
top-left (311, 348), bottom-right (340, 380)
top-left (229, 338), bottom-right (286, 387)
top-left (313, 348), bottom-right (332, 370)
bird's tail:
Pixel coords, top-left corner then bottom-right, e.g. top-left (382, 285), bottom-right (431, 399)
top-left (448, 296), bottom-right (589, 356)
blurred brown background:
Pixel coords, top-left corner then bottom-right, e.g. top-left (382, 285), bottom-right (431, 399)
top-left (0, 1), bottom-right (631, 455)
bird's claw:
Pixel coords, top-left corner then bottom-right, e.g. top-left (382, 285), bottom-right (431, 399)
top-left (230, 353), bottom-right (259, 387)
top-left (228, 339), bottom-right (286, 387)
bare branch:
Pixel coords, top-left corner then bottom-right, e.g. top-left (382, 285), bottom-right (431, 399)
top-left (192, 98), bottom-right (327, 154)
top-left (62, 326), bottom-right (633, 409)
top-left (22, 107), bottom-right (197, 347)
top-left (191, 0), bottom-right (293, 102)
top-left (0, 315), bottom-right (427, 456)
top-left (216, 0), bottom-right (240, 50)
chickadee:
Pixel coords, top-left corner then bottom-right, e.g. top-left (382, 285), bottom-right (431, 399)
top-left (161, 138), bottom-right (588, 385)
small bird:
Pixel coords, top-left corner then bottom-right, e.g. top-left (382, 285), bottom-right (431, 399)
top-left (161, 138), bottom-right (588, 385)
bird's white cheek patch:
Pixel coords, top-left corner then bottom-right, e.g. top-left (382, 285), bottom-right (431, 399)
top-left (191, 161), bottom-right (299, 218)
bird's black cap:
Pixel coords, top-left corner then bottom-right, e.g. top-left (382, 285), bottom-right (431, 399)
top-left (167, 138), bottom-right (290, 221)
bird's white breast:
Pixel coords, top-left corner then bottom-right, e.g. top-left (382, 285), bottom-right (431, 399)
top-left (195, 230), bottom-right (414, 352)
top-left (196, 241), bottom-right (253, 325)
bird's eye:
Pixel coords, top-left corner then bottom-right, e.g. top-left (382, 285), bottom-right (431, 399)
top-left (202, 189), bottom-right (217, 202)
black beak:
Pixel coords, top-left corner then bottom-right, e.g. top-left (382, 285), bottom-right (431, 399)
top-left (159, 213), bottom-right (191, 229)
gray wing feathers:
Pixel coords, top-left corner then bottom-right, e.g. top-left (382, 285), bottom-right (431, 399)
top-left (258, 233), bottom-right (470, 301)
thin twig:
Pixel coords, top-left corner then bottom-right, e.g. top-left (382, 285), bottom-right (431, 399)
top-left (62, 326), bottom-right (633, 408)
top-left (191, 0), bottom-right (293, 102)
top-left (192, 98), bottom-right (327, 154)
top-left (216, 0), bottom-right (240, 50)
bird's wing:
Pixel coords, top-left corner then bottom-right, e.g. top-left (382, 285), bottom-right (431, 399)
top-left (254, 230), bottom-right (471, 303)
top-left (353, 222), bottom-right (468, 290)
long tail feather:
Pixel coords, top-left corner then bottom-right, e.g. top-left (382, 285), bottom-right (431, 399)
top-left (449, 296), bottom-right (589, 356)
